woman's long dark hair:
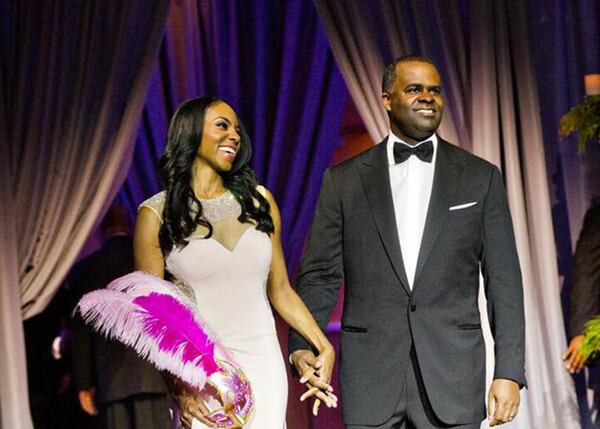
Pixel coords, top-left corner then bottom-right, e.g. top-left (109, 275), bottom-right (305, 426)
top-left (157, 96), bottom-right (273, 254)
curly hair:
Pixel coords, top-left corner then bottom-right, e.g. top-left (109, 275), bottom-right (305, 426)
top-left (157, 96), bottom-right (273, 253)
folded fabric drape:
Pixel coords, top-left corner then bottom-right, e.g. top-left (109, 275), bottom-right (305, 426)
top-left (1, 1), bottom-right (168, 427)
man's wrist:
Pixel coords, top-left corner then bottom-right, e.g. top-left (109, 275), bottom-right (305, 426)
top-left (492, 378), bottom-right (521, 389)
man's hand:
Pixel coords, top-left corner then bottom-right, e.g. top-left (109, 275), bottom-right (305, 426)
top-left (78, 388), bottom-right (98, 416)
top-left (487, 379), bottom-right (520, 426)
top-left (563, 335), bottom-right (587, 374)
top-left (290, 348), bottom-right (338, 415)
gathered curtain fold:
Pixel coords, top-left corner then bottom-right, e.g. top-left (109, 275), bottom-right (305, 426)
top-left (1, 1), bottom-right (168, 427)
top-left (314, 0), bottom-right (580, 427)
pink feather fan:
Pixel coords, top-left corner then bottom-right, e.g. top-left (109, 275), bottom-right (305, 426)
top-left (77, 271), bottom-right (254, 427)
top-left (76, 272), bottom-right (225, 389)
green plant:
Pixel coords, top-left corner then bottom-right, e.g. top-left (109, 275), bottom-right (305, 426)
top-left (581, 315), bottom-right (600, 360)
top-left (559, 95), bottom-right (600, 152)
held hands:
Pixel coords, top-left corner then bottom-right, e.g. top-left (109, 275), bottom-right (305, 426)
top-left (290, 348), bottom-right (338, 415)
top-left (487, 379), bottom-right (520, 426)
top-left (563, 335), bottom-right (587, 374)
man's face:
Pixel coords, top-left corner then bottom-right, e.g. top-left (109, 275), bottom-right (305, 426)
top-left (382, 61), bottom-right (444, 145)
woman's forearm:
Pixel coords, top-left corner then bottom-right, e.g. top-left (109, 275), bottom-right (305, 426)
top-left (269, 284), bottom-right (332, 354)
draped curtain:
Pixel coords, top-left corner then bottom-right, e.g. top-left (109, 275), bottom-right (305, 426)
top-left (313, 0), bottom-right (579, 427)
top-left (0, 1), bottom-right (168, 427)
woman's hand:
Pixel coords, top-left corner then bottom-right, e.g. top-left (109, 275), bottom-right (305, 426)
top-left (173, 387), bottom-right (217, 429)
top-left (292, 347), bottom-right (338, 415)
top-left (162, 371), bottom-right (217, 429)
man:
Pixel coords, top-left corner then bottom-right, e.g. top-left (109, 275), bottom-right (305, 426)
top-left (564, 203), bottom-right (600, 373)
top-left (69, 204), bottom-right (171, 429)
top-left (562, 202), bottom-right (600, 428)
top-left (563, 203), bottom-right (600, 374)
top-left (289, 56), bottom-right (525, 428)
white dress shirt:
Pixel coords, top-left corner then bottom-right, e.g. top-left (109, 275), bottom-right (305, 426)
top-left (386, 132), bottom-right (438, 289)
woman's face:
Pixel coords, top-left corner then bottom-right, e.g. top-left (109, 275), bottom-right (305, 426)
top-left (197, 102), bottom-right (241, 172)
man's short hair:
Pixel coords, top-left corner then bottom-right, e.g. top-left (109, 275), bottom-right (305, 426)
top-left (382, 55), bottom-right (437, 93)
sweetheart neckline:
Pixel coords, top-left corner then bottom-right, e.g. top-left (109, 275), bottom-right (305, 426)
top-left (188, 227), bottom-right (262, 254)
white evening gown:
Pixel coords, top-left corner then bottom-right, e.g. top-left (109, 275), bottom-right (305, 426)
top-left (141, 191), bottom-right (288, 428)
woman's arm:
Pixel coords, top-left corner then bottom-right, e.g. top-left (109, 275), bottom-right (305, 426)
top-left (133, 207), bottom-right (215, 428)
top-left (133, 206), bottom-right (165, 277)
top-left (260, 187), bottom-right (338, 413)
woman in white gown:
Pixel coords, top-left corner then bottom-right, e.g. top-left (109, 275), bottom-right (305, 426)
top-left (134, 96), bottom-right (336, 428)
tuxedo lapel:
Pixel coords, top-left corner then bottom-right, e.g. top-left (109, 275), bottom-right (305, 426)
top-left (357, 140), bottom-right (411, 294)
top-left (413, 139), bottom-right (464, 285)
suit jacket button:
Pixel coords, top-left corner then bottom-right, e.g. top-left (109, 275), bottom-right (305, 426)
top-left (410, 304), bottom-right (417, 312)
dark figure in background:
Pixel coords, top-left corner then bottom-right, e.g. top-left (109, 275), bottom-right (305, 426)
top-left (69, 204), bottom-right (171, 429)
top-left (564, 202), bottom-right (600, 371)
top-left (289, 56), bottom-right (526, 428)
top-left (563, 202), bottom-right (600, 428)
top-left (25, 302), bottom-right (76, 429)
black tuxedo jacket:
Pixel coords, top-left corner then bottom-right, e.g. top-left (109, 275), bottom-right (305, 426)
top-left (289, 137), bottom-right (525, 426)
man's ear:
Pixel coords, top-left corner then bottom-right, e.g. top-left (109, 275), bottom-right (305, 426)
top-left (382, 92), bottom-right (391, 112)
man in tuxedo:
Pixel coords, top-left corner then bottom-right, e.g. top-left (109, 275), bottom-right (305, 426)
top-left (69, 204), bottom-right (170, 429)
top-left (289, 56), bottom-right (525, 428)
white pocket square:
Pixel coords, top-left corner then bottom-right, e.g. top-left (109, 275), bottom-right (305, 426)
top-left (449, 202), bottom-right (478, 211)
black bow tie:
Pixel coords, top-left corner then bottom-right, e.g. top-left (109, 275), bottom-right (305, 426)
top-left (393, 140), bottom-right (434, 164)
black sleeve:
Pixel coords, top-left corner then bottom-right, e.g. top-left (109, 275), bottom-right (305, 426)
top-left (480, 166), bottom-right (526, 387)
top-left (288, 168), bottom-right (344, 355)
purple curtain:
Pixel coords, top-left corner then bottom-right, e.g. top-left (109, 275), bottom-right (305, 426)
top-left (118, 0), bottom-right (348, 276)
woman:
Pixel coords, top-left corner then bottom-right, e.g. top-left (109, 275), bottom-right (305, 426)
top-left (134, 96), bottom-right (336, 428)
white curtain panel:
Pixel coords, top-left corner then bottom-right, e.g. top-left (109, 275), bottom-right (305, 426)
top-left (314, 0), bottom-right (580, 427)
top-left (1, 1), bottom-right (168, 427)
top-left (0, 131), bottom-right (32, 429)
top-left (470, 2), bottom-right (580, 428)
